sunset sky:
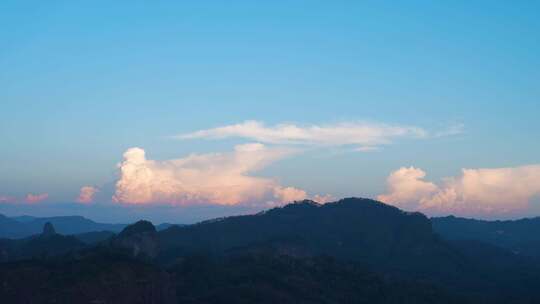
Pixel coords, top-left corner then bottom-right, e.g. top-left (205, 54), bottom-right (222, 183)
top-left (1, 1), bottom-right (539, 223)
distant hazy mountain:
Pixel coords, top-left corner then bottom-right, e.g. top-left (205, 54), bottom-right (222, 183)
top-left (0, 214), bottom-right (126, 238)
top-left (10, 215), bottom-right (37, 223)
top-left (432, 216), bottom-right (540, 257)
top-left (0, 214), bottom-right (183, 239)
top-left (0, 222), bottom-right (85, 262)
top-left (0, 214), bottom-right (31, 239)
top-left (156, 223), bottom-right (177, 231)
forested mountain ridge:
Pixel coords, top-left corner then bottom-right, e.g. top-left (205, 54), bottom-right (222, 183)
top-left (2, 198), bottom-right (540, 303)
top-left (432, 215), bottom-right (540, 257)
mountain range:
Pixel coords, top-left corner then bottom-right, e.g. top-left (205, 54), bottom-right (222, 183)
top-left (2, 198), bottom-right (540, 303)
top-left (432, 215), bottom-right (540, 257)
top-left (0, 213), bottom-right (177, 239)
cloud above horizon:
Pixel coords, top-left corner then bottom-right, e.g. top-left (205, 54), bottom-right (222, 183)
top-left (177, 120), bottom-right (431, 151)
top-left (113, 144), bottom-right (329, 206)
top-left (378, 165), bottom-right (540, 217)
top-left (0, 194), bottom-right (49, 204)
top-left (25, 193), bottom-right (49, 204)
top-left (0, 196), bottom-right (16, 203)
top-left (77, 186), bottom-right (99, 203)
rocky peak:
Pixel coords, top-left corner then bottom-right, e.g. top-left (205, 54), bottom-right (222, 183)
top-left (42, 222), bottom-right (56, 236)
top-left (114, 220), bottom-right (158, 259)
top-left (118, 220), bottom-right (156, 238)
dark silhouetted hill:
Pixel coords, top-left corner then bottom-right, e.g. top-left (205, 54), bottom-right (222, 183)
top-left (157, 198), bottom-right (540, 300)
top-left (169, 253), bottom-right (467, 304)
top-left (74, 230), bottom-right (116, 244)
top-left (2, 198), bottom-right (540, 303)
top-left (432, 216), bottom-right (540, 257)
top-left (159, 198), bottom-right (451, 272)
top-left (110, 220), bottom-right (159, 259)
top-left (0, 251), bottom-right (177, 304)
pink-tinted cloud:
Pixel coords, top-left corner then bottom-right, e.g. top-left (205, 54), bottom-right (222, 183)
top-left (77, 186), bottom-right (99, 203)
top-left (377, 167), bottom-right (439, 211)
top-left (355, 146), bottom-right (379, 152)
top-left (378, 165), bottom-right (540, 217)
top-left (312, 194), bottom-right (336, 204)
top-left (273, 187), bottom-right (308, 203)
top-left (113, 144), bottom-right (327, 206)
top-left (25, 193), bottom-right (49, 204)
top-left (0, 195), bottom-right (17, 203)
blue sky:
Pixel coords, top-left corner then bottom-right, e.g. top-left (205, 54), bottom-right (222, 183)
top-left (1, 1), bottom-right (539, 223)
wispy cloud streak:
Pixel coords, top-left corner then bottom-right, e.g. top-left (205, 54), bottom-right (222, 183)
top-left (177, 120), bottom-right (430, 150)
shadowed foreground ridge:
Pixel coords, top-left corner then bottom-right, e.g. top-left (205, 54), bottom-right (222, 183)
top-left (159, 198), bottom-right (441, 269)
top-left (1, 198), bottom-right (540, 303)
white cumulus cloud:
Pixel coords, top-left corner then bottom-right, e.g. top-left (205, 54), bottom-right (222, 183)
top-left (377, 167), bottom-right (438, 211)
top-left (113, 144), bottom-right (325, 206)
top-left (177, 120), bottom-right (428, 150)
top-left (273, 186), bottom-right (308, 203)
top-left (378, 165), bottom-right (540, 217)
